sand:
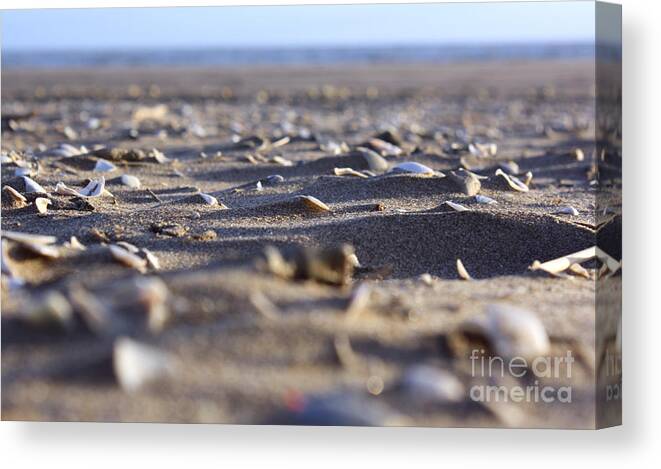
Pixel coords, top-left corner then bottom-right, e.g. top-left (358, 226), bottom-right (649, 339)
top-left (1, 60), bottom-right (621, 427)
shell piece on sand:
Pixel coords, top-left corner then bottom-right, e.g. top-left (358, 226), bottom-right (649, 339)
top-left (113, 337), bottom-right (173, 392)
top-left (469, 142), bottom-right (497, 158)
top-left (94, 159), bottom-right (117, 172)
top-left (109, 244), bottom-right (148, 273)
top-left (530, 246), bottom-right (597, 275)
top-left (445, 201), bottom-right (469, 212)
top-left (23, 176), bottom-right (48, 194)
top-left (355, 147), bottom-right (390, 172)
top-left (19, 291), bottom-right (74, 330)
top-left (142, 249), bottom-right (161, 270)
top-left (448, 170), bottom-right (481, 196)
top-left (1, 230), bottom-right (57, 246)
top-left (2, 230), bottom-right (60, 257)
top-left (296, 195), bottom-right (331, 212)
top-left (494, 168), bottom-right (529, 192)
top-left (498, 161), bottom-right (520, 175)
top-left (65, 236), bottom-right (86, 250)
top-left (554, 206), bottom-right (579, 216)
top-left (523, 171), bottom-right (534, 186)
top-left (79, 177), bottom-right (106, 197)
top-left (120, 174), bottom-right (141, 188)
top-left (367, 137), bottom-right (403, 156)
top-left (572, 148), bottom-right (585, 161)
top-left (198, 193), bottom-right (219, 206)
top-left (56, 177), bottom-right (108, 198)
top-left (51, 143), bottom-right (88, 157)
top-left (334, 167), bottom-right (369, 178)
top-left (484, 304), bottom-right (551, 362)
top-left (35, 197), bottom-right (51, 214)
top-left (272, 155), bottom-right (293, 167)
top-left (2, 185), bottom-right (28, 209)
top-left (262, 174), bottom-right (285, 186)
top-left (456, 258), bottom-right (472, 280)
top-left (401, 365), bottom-right (465, 404)
top-left (475, 194), bottom-right (497, 204)
top-left (390, 162), bottom-right (436, 175)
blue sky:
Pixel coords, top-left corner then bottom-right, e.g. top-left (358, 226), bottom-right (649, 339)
top-left (1, 2), bottom-right (595, 51)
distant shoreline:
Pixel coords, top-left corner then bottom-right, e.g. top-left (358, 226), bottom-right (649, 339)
top-left (1, 43), bottom-right (595, 70)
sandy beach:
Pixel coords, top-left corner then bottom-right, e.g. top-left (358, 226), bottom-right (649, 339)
top-left (1, 59), bottom-right (621, 427)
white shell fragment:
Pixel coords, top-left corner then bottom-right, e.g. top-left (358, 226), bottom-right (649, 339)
top-left (93, 159), bottom-right (117, 173)
top-left (1, 230), bottom-right (57, 246)
top-left (401, 365), bottom-right (465, 404)
top-left (34, 197), bottom-right (51, 214)
top-left (113, 337), bottom-right (173, 392)
top-left (531, 247), bottom-right (595, 275)
top-left (469, 142), bottom-right (497, 158)
top-left (475, 194), bottom-right (497, 204)
top-left (297, 195), bottom-right (331, 212)
top-left (334, 167), bottom-right (369, 178)
top-left (456, 258), bottom-right (472, 280)
top-left (51, 143), bottom-right (88, 158)
top-left (444, 201), bottom-right (469, 212)
top-left (495, 168), bottom-right (529, 192)
top-left (484, 304), bottom-right (551, 362)
top-left (198, 193), bottom-right (219, 206)
top-left (79, 177), bottom-right (106, 197)
top-left (120, 174), bottom-right (141, 188)
top-left (3, 185), bottom-right (28, 204)
top-left (56, 177), bottom-right (109, 198)
top-left (390, 162), bottom-right (436, 175)
top-left (554, 206), bottom-right (579, 216)
top-left (109, 244), bottom-right (148, 273)
top-left (23, 176), bottom-right (47, 194)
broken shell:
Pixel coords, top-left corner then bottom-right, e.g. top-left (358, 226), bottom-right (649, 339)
top-left (494, 168), bottom-right (529, 192)
top-left (94, 159), bottom-right (117, 172)
top-left (572, 148), bottom-right (585, 161)
top-left (272, 155), bottom-right (293, 167)
top-left (448, 170), bottom-right (481, 196)
top-left (419, 273), bottom-right (433, 285)
top-left (367, 137), bottom-right (403, 156)
top-left (51, 143), bottom-right (87, 157)
top-left (355, 147), bottom-right (390, 172)
top-left (23, 176), bottom-right (47, 194)
top-left (65, 236), bottom-right (86, 250)
top-left (498, 161), bottom-right (520, 175)
top-left (113, 337), bottom-right (173, 392)
top-left (296, 195), bottom-right (331, 212)
top-left (554, 206), bottom-right (579, 216)
top-left (456, 259), bottom-right (472, 280)
top-left (142, 248), bottom-right (160, 270)
top-left (34, 197), bottom-right (51, 214)
top-left (120, 174), bottom-right (141, 188)
top-left (2, 185), bottom-right (28, 209)
top-left (334, 167), bottom-right (368, 178)
top-left (469, 142), bottom-right (497, 158)
top-left (475, 194), bottom-right (497, 204)
top-left (1, 230), bottom-right (57, 245)
top-left (444, 201), bottom-right (469, 212)
top-left (20, 291), bottom-right (73, 330)
top-left (400, 365), bottom-right (465, 404)
top-left (484, 304), bottom-right (551, 362)
top-left (198, 193), bottom-right (219, 206)
top-left (262, 174), bottom-right (285, 186)
top-left (390, 162), bottom-right (436, 175)
top-left (79, 177), bottom-right (106, 197)
top-left (523, 171), bottom-right (534, 186)
top-left (109, 244), bottom-right (148, 273)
